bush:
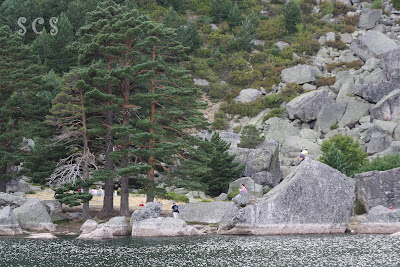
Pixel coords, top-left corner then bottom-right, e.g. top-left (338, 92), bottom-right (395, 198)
top-left (233, 125), bottom-right (242, 134)
top-left (227, 186), bottom-right (239, 200)
top-left (393, 0), bottom-right (400, 10)
top-left (370, 0), bottom-right (382, 9)
top-left (256, 16), bottom-right (287, 41)
top-left (354, 200), bottom-right (367, 215)
top-left (325, 40), bottom-right (347, 50)
top-left (316, 76), bottom-right (336, 87)
top-left (208, 83), bottom-right (230, 100)
top-left (330, 123), bottom-right (339, 130)
top-left (212, 111), bottom-right (229, 130)
top-left (238, 125), bottom-right (265, 148)
top-left (319, 135), bottom-right (368, 177)
top-left (26, 190), bottom-right (36, 194)
top-left (320, 0), bottom-right (334, 15)
top-left (326, 60), bottom-right (363, 72)
top-left (284, 0), bottom-right (301, 33)
top-left (333, 0), bottom-right (354, 16)
top-left (164, 192), bottom-right (190, 203)
top-left (340, 14), bottom-right (360, 25)
top-left (281, 83), bottom-right (304, 98)
top-left (263, 108), bottom-right (285, 122)
top-left (360, 153), bottom-right (400, 172)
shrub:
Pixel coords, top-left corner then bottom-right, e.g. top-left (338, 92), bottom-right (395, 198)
top-left (370, 0), bottom-right (382, 9)
top-left (333, 0), bottom-right (354, 16)
top-left (325, 40), bottom-right (347, 50)
top-left (233, 125), bottom-right (242, 134)
top-left (341, 24), bottom-right (356, 33)
top-left (212, 111), bottom-right (229, 130)
top-left (316, 76), bottom-right (336, 87)
top-left (319, 135), bottom-right (368, 177)
top-left (393, 0), bottom-right (400, 10)
top-left (263, 108), bottom-right (285, 122)
top-left (292, 32), bottom-right (321, 56)
top-left (354, 200), bottom-right (367, 215)
top-left (238, 125), bottom-right (265, 148)
top-left (360, 153), bottom-right (400, 172)
top-left (256, 16), bottom-right (287, 41)
top-left (330, 123), bottom-right (339, 130)
top-left (340, 14), bottom-right (360, 25)
top-left (320, 0), bottom-right (334, 15)
top-left (26, 190), bottom-right (36, 194)
top-left (326, 60), bottom-right (363, 72)
top-left (165, 191), bottom-right (189, 203)
top-left (281, 83), bottom-right (304, 98)
top-left (227, 186), bottom-right (239, 200)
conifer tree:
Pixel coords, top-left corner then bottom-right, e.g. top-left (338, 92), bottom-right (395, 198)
top-left (238, 19), bottom-right (255, 51)
top-left (228, 4), bottom-right (243, 27)
top-left (163, 6), bottom-right (183, 29)
top-left (238, 125), bottom-right (265, 148)
top-left (180, 20), bottom-right (201, 52)
top-left (284, 0), bottom-right (301, 34)
top-left (0, 26), bottom-right (48, 191)
top-left (210, 0), bottom-right (231, 23)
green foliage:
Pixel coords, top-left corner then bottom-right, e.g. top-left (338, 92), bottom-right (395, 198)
top-left (26, 190), bottom-right (36, 194)
top-left (181, 20), bottom-right (201, 51)
top-left (360, 154), bottom-right (400, 173)
top-left (316, 76), bottom-right (336, 87)
top-left (325, 40), bottom-right (347, 50)
top-left (228, 4), bottom-right (243, 27)
top-left (164, 191), bottom-right (190, 203)
top-left (263, 108), bottom-right (285, 122)
top-left (54, 178), bottom-right (95, 207)
top-left (210, 0), bottom-right (231, 23)
top-left (393, 0), bottom-right (400, 10)
top-left (284, 0), bottom-right (301, 34)
top-left (227, 186), bottom-right (239, 200)
top-left (256, 16), bottom-right (287, 41)
top-left (370, 0), bottom-right (382, 9)
top-left (354, 200), bottom-right (366, 215)
top-left (237, 19), bottom-right (256, 51)
top-left (319, 135), bottom-right (368, 177)
top-left (330, 123), bottom-right (339, 130)
top-left (320, 0), bottom-right (334, 15)
top-left (238, 125), bottom-right (265, 148)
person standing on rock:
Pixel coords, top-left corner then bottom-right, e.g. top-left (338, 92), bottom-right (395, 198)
top-left (172, 202), bottom-right (179, 218)
top-left (297, 149), bottom-right (308, 164)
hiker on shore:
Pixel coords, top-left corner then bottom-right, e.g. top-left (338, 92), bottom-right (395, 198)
top-left (172, 202), bottom-right (179, 218)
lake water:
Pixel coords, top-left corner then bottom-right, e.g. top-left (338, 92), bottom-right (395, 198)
top-left (1, 234), bottom-right (399, 266)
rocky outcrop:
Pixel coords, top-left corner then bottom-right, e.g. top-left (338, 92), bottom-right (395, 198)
top-left (215, 193), bottom-right (227, 201)
top-left (358, 31), bottom-right (399, 58)
top-left (77, 226), bottom-right (114, 240)
top-left (179, 202), bottom-right (237, 224)
top-left (13, 199), bottom-right (55, 231)
top-left (358, 9), bottom-right (382, 29)
top-left (228, 139), bottom-right (280, 181)
top-left (355, 167), bottom-right (400, 212)
top-left (0, 206), bottom-right (22, 236)
top-left (286, 90), bottom-right (335, 123)
top-left (316, 101), bottom-right (348, 134)
top-left (232, 193), bottom-right (251, 207)
top-left (234, 89), bottom-right (261, 103)
top-left (370, 89), bottom-right (400, 122)
top-left (218, 159), bottom-right (355, 235)
top-left (0, 192), bottom-right (27, 209)
top-left (78, 217), bottom-right (129, 239)
top-left (131, 217), bottom-right (203, 237)
top-left (228, 177), bottom-right (263, 198)
top-left (281, 65), bottom-right (322, 84)
top-left (355, 206), bottom-right (400, 234)
top-left (41, 200), bottom-right (67, 222)
top-left (99, 216), bottom-right (129, 236)
top-left (130, 202), bottom-right (162, 227)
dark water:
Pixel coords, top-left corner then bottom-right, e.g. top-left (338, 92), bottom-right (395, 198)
top-left (0, 234), bottom-right (399, 266)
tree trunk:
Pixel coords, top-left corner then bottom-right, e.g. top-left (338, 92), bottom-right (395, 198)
top-left (82, 187), bottom-right (90, 219)
top-left (146, 176), bottom-right (155, 203)
top-left (101, 70), bottom-right (114, 215)
top-left (120, 176), bottom-right (130, 216)
top-left (0, 166), bottom-right (6, 192)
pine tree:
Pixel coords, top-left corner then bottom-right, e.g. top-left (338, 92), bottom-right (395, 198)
top-left (228, 4), bottom-right (243, 27)
top-left (284, 0), bottom-right (301, 34)
top-left (180, 20), bottom-right (201, 52)
top-left (210, 0), bottom-right (231, 23)
top-left (237, 18), bottom-right (256, 52)
top-left (163, 6), bottom-right (183, 29)
top-left (0, 26), bottom-right (48, 191)
top-left (66, 0), bottom-right (100, 33)
top-left (238, 125), bottom-right (265, 148)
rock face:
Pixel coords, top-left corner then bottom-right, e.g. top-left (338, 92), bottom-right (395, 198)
top-left (41, 200), bottom-right (67, 222)
top-left (80, 219), bottom-right (98, 234)
top-left (316, 101), bottom-right (348, 134)
top-left (0, 206), bottom-right (22, 236)
top-left (358, 31), bottom-right (399, 58)
top-left (355, 167), bottom-right (400, 212)
top-left (179, 202), bottom-right (237, 224)
top-left (13, 199), bottom-right (55, 231)
top-left (77, 227), bottom-right (114, 240)
top-left (355, 206), bottom-right (400, 234)
top-left (218, 159), bottom-right (355, 235)
top-left (358, 9), bottom-right (382, 29)
top-left (130, 202), bottom-right (162, 227)
top-left (99, 216), bottom-right (129, 236)
top-left (353, 79), bottom-right (399, 104)
top-left (228, 177), bottom-right (263, 197)
top-left (370, 89), bottom-right (400, 122)
top-left (281, 65), bottom-right (322, 84)
top-left (131, 217), bottom-right (203, 237)
top-left (232, 193), bottom-right (251, 207)
top-left (286, 90), bottom-right (334, 123)
top-left (229, 139), bottom-right (280, 182)
top-left (0, 192), bottom-right (27, 209)
top-left (234, 89), bottom-right (261, 103)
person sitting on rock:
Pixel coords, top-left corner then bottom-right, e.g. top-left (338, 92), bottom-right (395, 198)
top-left (239, 184), bottom-right (247, 194)
top-left (297, 149), bottom-right (308, 163)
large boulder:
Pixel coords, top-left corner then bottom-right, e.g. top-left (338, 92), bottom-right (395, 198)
top-left (80, 219), bottom-right (98, 234)
top-left (41, 200), bottom-right (67, 222)
top-left (98, 216), bottom-right (129, 236)
top-left (281, 65), bottom-right (322, 84)
top-left (358, 9), bottom-right (382, 29)
top-left (218, 159), bottom-right (355, 235)
top-left (228, 177), bottom-right (263, 198)
top-left (338, 99), bottom-right (371, 128)
top-left (358, 31), bottom-right (399, 58)
top-left (228, 139), bottom-right (280, 180)
top-left (131, 217), bottom-right (203, 237)
top-left (316, 101), bottom-right (348, 134)
top-left (355, 167), bottom-right (400, 212)
top-left (0, 206), bottom-right (22, 236)
top-left (280, 136), bottom-right (321, 160)
top-left (370, 89), bottom-right (400, 122)
top-left (232, 193), bottom-right (251, 207)
top-left (77, 227), bottom-right (114, 240)
top-left (262, 117), bottom-right (299, 144)
top-left (13, 198), bottom-right (55, 231)
top-left (234, 89), bottom-right (262, 103)
top-left (130, 202), bottom-right (162, 227)
top-left (355, 205), bottom-right (400, 234)
top-left (286, 90), bottom-right (335, 123)
top-left (353, 80), bottom-right (399, 104)
top-left (0, 192), bottom-right (27, 209)
top-left (179, 202), bottom-right (237, 223)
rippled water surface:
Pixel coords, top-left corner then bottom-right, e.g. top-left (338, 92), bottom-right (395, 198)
top-left (1, 234), bottom-right (400, 266)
